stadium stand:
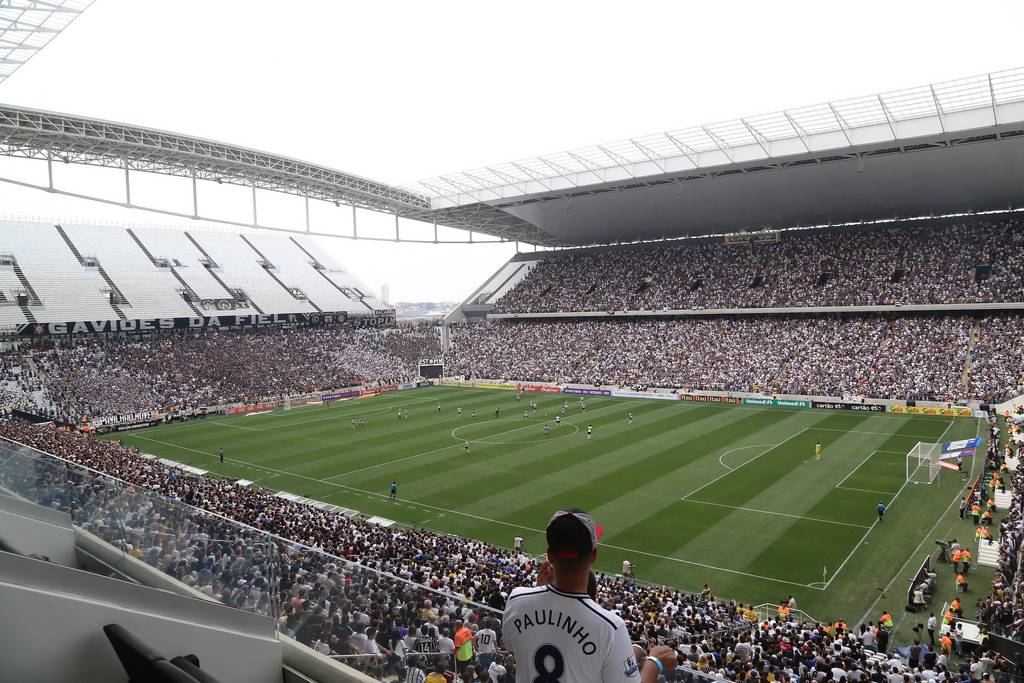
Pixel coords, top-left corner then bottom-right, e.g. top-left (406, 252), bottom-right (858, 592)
top-left (0, 324), bottom-right (438, 424)
top-left (0, 221), bottom-right (121, 323)
top-left (447, 315), bottom-right (1022, 403)
top-left (132, 227), bottom-right (242, 303)
top-left (62, 223), bottom-right (199, 319)
top-left (488, 218), bottom-right (1024, 314)
top-left (0, 222), bottom-right (389, 324)
top-left (186, 231), bottom-right (319, 315)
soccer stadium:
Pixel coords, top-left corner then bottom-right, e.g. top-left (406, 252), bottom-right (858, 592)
top-left (1, 4), bottom-right (1024, 683)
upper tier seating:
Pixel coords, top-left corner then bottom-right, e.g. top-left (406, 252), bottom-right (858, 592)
top-left (0, 222), bottom-right (118, 323)
top-left (63, 224), bottom-right (196, 319)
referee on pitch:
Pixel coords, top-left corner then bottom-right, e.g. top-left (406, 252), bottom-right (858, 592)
top-left (502, 508), bottom-right (678, 682)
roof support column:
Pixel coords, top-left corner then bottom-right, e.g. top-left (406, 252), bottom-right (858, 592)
top-left (351, 204), bottom-right (358, 239)
top-left (394, 211), bottom-right (399, 241)
top-left (123, 156), bottom-right (131, 206)
top-left (304, 195), bottom-right (310, 233)
top-left (46, 149), bottom-right (53, 191)
top-left (251, 181), bottom-right (258, 226)
top-left (191, 168), bottom-right (198, 218)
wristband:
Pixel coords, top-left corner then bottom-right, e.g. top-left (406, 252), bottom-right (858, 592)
top-left (645, 656), bottom-right (665, 675)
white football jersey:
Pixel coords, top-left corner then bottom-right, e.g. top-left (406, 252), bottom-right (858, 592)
top-left (476, 627), bottom-right (497, 654)
top-left (502, 585), bottom-right (639, 682)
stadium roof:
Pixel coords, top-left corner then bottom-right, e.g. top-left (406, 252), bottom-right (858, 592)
top-left (0, 68), bottom-right (1022, 246)
top-left (416, 68), bottom-right (1024, 246)
top-left (0, 0), bottom-right (93, 85)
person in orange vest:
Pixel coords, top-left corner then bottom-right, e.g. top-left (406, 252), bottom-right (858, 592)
top-left (982, 510), bottom-right (993, 526)
top-left (971, 503), bottom-right (982, 524)
top-left (961, 548), bottom-right (972, 575)
top-left (977, 526), bottom-right (991, 544)
top-left (939, 633), bottom-right (953, 656)
top-left (834, 620), bottom-right (847, 636)
top-left (951, 597), bottom-right (962, 617)
top-left (943, 607), bottom-right (955, 624)
top-left (956, 572), bottom-right (968, 593)
top-left (987, 497), bottom-right (997, 513)
top-left (452, 619), bottom-right (475, 674)
top-left (951, 547), bottom-right (963, 573)
top-left (777, 602), bottom-right (790, 621)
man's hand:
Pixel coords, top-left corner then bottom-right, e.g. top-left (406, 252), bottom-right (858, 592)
top-left (536, 561), bottom-right (553, 586)
top-left (640, 645), bottom-right (679, 682)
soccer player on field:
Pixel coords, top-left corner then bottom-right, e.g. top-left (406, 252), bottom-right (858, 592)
top-left (495, 407), bottom-right (500, 419)
top-left (351, 418), bottom-right (356, 430)
top-left (437, 402), bottom-right (442, 412)
top-left (555, 415), bottom-right (561, 427)
top-left (587, 424), bottom-right (593, 440)
top-left (358, 417), bottom-right (364, 427)
top-left (544, 423), bottom-right (550, 437)
top-left (876, 501), bottom-right (887, 523)
top-left (471, 409), bottom-right (476, 419)
top-left (457, 407), bottom-right (462, 417)
top-left (628, 412), bottom-right (633, 425)
top-left (815, 441), bottom-right (822, 460)
top-left (389, 481), bottom-right (398, 500)
top-left (523, 409), bottom-right (529, 419)
top-left (464, 440), bottom-right (471, 452)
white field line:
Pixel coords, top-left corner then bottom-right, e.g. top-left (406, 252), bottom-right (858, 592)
top-left (809, 425), bottom-right (956, 439)
top-left (125, 432), bottom-right (822, 590)
top-left (681, 499), bottom-right (872, 529)
top-left (823, 417), bottom-right (958, 589)
top-left (717, 444), bottom-right (774, 471)
top-left (836, 486), bottom-right (900, 496)
top-left (855, 416), bottom-right (986, 624)
top-left (835, 449), bottom-right (883, 489)
top-left (680, 428), bottom-right (810, 501)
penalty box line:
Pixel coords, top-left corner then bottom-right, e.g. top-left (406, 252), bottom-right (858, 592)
top-left (822, 417), bottom-right (958, 590)
top-left (124, 433), bottom-right (824, 591)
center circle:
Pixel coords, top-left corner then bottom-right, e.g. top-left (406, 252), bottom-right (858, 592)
top-left (451, 418), bottom-right (580, 445)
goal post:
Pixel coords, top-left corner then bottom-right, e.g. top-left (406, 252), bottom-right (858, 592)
top-left (906, 441), bottom-right (941, 484)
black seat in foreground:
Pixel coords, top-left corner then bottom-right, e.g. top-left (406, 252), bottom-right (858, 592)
top-left (103, 623), bottom-right (222, 683)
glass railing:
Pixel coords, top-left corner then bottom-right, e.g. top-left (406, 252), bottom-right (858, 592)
top-left (0, 436), bottom-right (506, 681)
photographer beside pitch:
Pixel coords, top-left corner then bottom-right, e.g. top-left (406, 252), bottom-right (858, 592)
top-left (502, 509), bottom-right (678, 682)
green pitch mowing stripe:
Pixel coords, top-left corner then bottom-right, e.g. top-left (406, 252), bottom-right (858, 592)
top-left (103, 386), bottom-right (983, 621)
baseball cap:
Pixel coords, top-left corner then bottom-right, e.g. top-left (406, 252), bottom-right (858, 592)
top-left (546, 508), bottom-right (604, 558)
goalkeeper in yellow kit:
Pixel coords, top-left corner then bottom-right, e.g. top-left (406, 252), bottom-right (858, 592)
top-left (815, 441), bottom-right (822, 460)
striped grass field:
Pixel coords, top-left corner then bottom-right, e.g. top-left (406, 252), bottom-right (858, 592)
top-left (103, 386), bottom-right (984, 622)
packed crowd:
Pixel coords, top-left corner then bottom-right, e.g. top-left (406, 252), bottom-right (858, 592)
top-left (0, 420), bottom-right (754, 681)
top-left (978, 411), bottom-right (1024, 641)
top-left (492, 219), bottom-right (1024, 314)
top-left (447, 315), bottom-right (1023, 402)
top-left (0, 324), bottom-right (440, 424)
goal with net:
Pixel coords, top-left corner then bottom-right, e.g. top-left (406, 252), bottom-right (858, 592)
top-left (906, 441), bottom-right (942, 484)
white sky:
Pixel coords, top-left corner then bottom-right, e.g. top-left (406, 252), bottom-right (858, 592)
top-left (0, 0), bottom-right (1022, 302)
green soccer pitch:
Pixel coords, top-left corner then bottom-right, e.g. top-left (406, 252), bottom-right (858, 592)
top-left (102, 385), bottom-right (984, 621)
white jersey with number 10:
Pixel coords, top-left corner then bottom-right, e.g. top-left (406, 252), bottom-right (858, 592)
top-left (502, 585), bottom-right (640, 682)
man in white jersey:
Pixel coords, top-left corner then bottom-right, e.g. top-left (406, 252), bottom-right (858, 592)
top-left (476, 618), bottom-right (499, 670)
top-left (502, 508), bottom-right (677, 683)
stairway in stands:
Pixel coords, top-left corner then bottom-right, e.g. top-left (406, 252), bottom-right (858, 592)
top-left (126, 229), bottom-right (202, 316)
top-left (239, 235), bottom-right (322, 312)
top-left (289, 237), bottom-right (372, 311)
top-left (183, 232), bottom-right (264, 315)
top-left (10, 260), bottom-right (39, 323)
top-left (54, 225), bottom-right (127, 321)
top-left (962, 323), bottom-right (980, 393)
